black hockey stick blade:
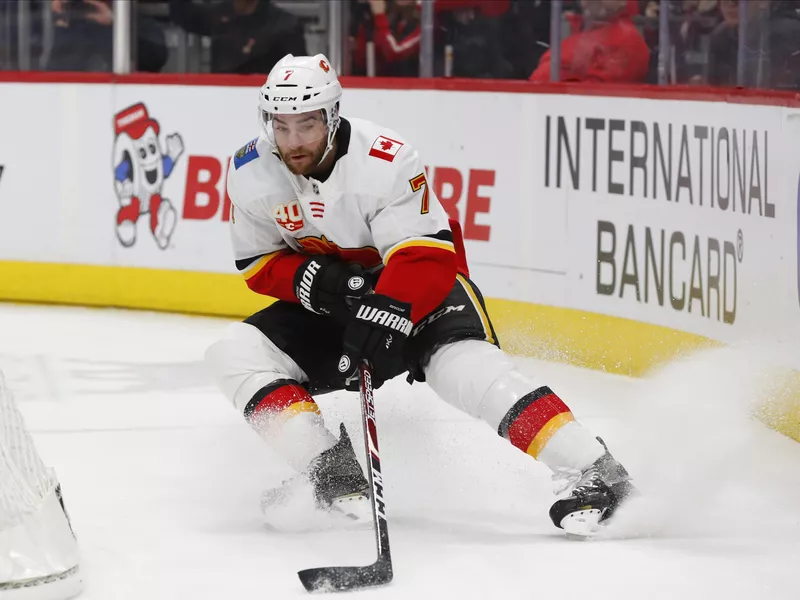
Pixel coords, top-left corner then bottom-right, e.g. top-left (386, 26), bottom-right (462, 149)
top-left (297, 363), bottom-right (394, 593)
top-left (298, 556), bottom-right (393, 593)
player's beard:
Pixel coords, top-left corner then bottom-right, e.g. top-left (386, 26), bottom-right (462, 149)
top-left (279, 135), bottom-right (329, 176)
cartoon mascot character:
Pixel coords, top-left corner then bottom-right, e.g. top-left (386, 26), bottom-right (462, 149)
top-left (112, 103), bottom-right (184, 249)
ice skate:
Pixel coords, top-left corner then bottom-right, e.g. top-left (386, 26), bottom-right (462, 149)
top-left (261, 424), bottom-right (371, 531)
top-left (308, 423), bottom-right (370, 514)
top-left (549, 438), bottom-right (636, 537)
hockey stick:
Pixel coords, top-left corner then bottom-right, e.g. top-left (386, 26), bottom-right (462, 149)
top-left (297, 362), bottom-right (394, 593)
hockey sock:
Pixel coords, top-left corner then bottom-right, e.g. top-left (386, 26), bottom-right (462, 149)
top-left (497, 386), bottom-right (575, 459)
top-left (498, 386), bottom-right (606, 472)
top-left (244, 379), bottom-right (337, 472)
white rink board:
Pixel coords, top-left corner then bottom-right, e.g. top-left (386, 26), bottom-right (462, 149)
top-left (1, 82), bottom-right (800, 362)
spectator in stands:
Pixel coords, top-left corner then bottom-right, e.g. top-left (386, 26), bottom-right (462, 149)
top-left (47, 0), bottom-right (167, 72)
top-left (636, 0), bottom-right (660, 50)
top-left (349, 0), bottom-right (515, 78)
top-left (169, 0), bottom-right (306, 74)
top-left (740, 0), bottom-right (800, 90)
top-left (530, 0), bottom-right (650, 83)
top-left (671, 0), bottom-right (722, 84)
top-left (631, 0), bottom-right (661, 83)
top-left (498, 0), bottom-right (551, 80)
top-left (437, 0), bottom-right (514, 78)
top-left (706, 0), bottom-right (738, 85)
top-left (761, 0), bottom-right (800, 90)
top-left (350, 0), bottom-right (422, 77)
top-left (135, 0), bottom-right (171, 73)
top-left (47, 0), bottom-right (113, 71)
top-left (707, 0), bottom-right (800, 89)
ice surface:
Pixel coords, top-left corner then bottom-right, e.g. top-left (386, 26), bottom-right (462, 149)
top-left (1, 303), bottom-right (797, 600)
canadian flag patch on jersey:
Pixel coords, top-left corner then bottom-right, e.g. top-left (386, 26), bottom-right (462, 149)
top-left (369, 136), bottom-right (404, 162)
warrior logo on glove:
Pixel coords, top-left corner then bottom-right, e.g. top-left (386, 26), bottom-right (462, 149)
top-left (354, 305), bottom-right (413, 337)
top-left (297, 259), bottom-right (323, 313)
top-left (340, 294), bottom-right (413, 389)
top-left (293, 256), bottom-right (373, 322)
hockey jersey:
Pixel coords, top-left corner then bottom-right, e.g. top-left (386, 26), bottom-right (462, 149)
top-left (226, 117), bottom-right (463, 322)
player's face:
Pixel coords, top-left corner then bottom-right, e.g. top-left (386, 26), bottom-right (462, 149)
top-left (273, 112), bottom-right (328, 175)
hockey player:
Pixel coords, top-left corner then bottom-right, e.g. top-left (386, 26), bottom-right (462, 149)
top-left (206, 53), bottom-right (635, 536)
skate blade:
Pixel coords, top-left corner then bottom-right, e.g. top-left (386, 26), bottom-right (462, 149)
top-left (330, 492), bottom-right (372, 526)
top-left (559, 508), bottom-right (604, 539)
top-left (261, 478), bottom-right (372, 533)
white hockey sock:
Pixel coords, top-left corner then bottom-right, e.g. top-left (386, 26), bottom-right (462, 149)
top-left (426, 339), bottom-right (605, 473)
top-left (205, 323), bottom-right (338, 472)
top-left (535, 421), bottom-right (605, 473)
top-left (266, 411), bottom-right (338, 473)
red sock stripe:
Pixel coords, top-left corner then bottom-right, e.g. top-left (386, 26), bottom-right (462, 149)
top-left (506, 392), bottom-right (571, 452)
top-left (248, 383), bottom-right (315, 419)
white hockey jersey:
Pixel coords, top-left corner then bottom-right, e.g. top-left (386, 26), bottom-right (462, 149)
top-left (225, 117), bottom-right (461, 321)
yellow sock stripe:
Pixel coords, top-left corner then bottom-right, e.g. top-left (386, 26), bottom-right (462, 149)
top-left (456, 274), bottom-right (496, 345)
top-left (264, 400), bottom-right (322, 432)
top-left (525, 411), bottom-right (575, 459)
top-left (253, 400), bottom-right (320, 437)
top-left (242, 251), bottom-right (282, 280)
top-left (384, 239), bottom-right (455, 264)
top-left (280, 401), bottom-right (320, 419)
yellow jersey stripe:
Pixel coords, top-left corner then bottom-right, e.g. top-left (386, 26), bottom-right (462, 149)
top-left (456, 274), bottom-right (496, 345)
top-left (242, 251), bottom-right (282, 280)
top-left (384, 239), bottom-right (455, 264)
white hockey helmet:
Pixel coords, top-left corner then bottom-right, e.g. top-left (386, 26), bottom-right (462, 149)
top-left (259, 54), bottom-right (342, 164)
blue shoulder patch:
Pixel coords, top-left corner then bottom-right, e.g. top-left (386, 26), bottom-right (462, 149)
top-left (233, 138), bottom-right (259, 170)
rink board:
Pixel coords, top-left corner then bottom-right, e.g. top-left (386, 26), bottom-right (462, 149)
top-left (0, 76), bottom-right (798, 441)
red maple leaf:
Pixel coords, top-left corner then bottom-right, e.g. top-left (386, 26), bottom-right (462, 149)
top-left (379, 140), bottom-right (394, 151)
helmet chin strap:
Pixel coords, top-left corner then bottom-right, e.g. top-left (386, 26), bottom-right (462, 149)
top-left (315, 106), bottom-right (340, 167)
top-left (316, 138), bottom-right (335, 166)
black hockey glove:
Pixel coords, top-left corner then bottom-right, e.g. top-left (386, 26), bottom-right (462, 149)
top-left (338, 294), bottom-right (413, 391)
top-left (293, 255), bottom-right (373, 322)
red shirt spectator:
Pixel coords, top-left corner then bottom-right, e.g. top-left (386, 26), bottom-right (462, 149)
top-left (349, 0), bottom-right (510, 77)
top-left (436, 0), bottom-right (509, 17)
top-left (531, 0), bottom-right (650, 83)
top-left (351, 0), bottom-right (422, 77)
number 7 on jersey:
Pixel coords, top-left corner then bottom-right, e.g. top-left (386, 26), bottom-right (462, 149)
top-left (409, 173), bottom-right (430, 215)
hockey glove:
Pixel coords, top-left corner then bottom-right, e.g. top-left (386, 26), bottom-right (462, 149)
top-left (294, 255), bottom-right (373, 322)
top-left (338, 294), bottom-right (413, 391)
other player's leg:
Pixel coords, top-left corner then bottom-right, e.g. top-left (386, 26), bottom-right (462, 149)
top-left (204, 302), bottom-right (369, 524)
top-left (410, 275), bottom-right (635, 535)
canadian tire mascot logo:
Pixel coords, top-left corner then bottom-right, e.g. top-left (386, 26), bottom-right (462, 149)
top-left (112, 103), bottom-right (184, 249)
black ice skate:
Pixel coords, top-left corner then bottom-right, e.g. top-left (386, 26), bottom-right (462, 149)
top-left (549, 438), bottom-right (636, 537)
top-left (308, 423), bottom-right (370, 514)
top-left (261, 424), bottom-right (371, 530)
